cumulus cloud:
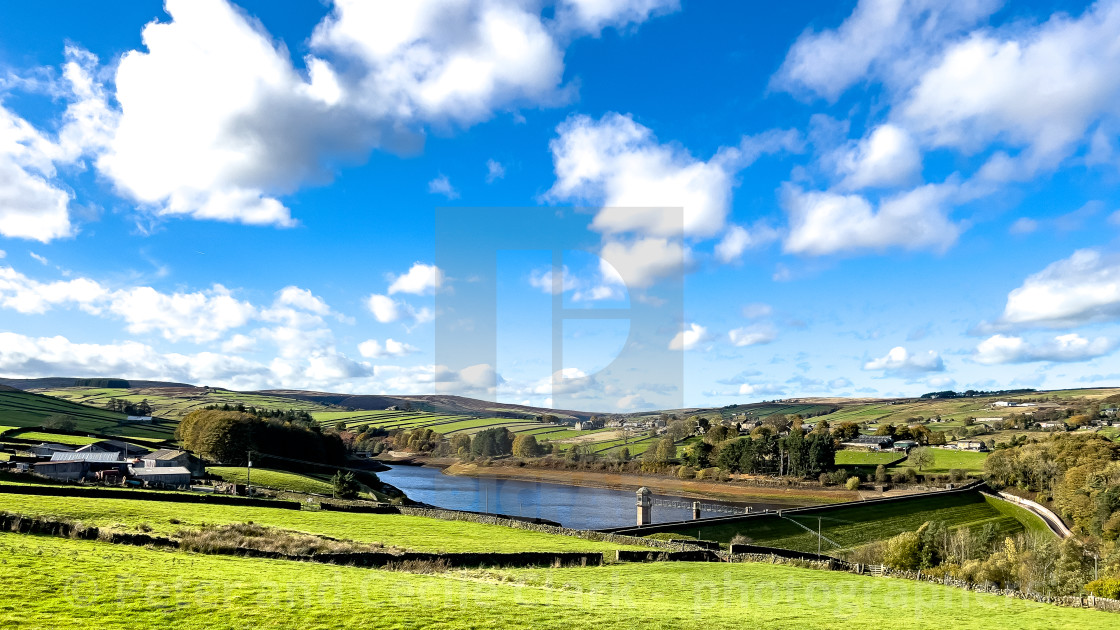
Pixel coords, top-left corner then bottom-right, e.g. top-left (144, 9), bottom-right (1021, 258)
top-left (738, 382), bottom-right (786, 397)
top-left (714, 223), bottom-right (779, 263)
top-left (80, 0), bottom-right (674, 229)
top-left (427, 174), bottom-right (459, 199)
top-left (388, 262), bottom-right (443, 295)
top-left (899, 2), bottom-right (1120, 176)
top-left (599, 236), bottom-right (688, 288)
top-left (773, 0), bottom-right (1001, 101)
top-left (728, 323), bottom-right (777, 347)
top-left (974, 333), bottom-right (1116, 364)
top-left (366, 293), bottom-right (433, 325)
top-left (863, 346), bottom-right (945, 374)
top-left (0, 46), bottom-right (112, 243)
top-left (782, 183), bottom-right (960, 255)
top-left (554, 0), bottom-right (680, 36)
top-left (485, 158), bottom-right (505, 183)
top-left (547, 113), bottom-right (797, 240)
top-left (358, 338), bottom-right (419, 358)
top-left (996, 249), bottom-right (1120, 328)
top-left (835, 123), bottom-right (922, 190)
top-left (669, 322), bottom-right (709, 351)
top-left (108, 284), bottom-right (256, 343)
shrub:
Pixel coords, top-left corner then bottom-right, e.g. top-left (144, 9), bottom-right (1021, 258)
top-left (1086, 577), bottom-right (1120, 599)
top-left (846, 476), bottom-right (861, 491)
top-left (41, 414), bottom-right (77, 432)
top-left (883, 530), bottom-right (921, 570)
top-left (819, 472), bottom-right (830, 486)
top-left (874, 464), bottom-right (888, 483)
top-left (676, 465), bottom-right (695, 480)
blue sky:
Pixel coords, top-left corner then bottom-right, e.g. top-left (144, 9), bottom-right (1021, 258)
top-left (2, 0), bottom-right (1120, 412)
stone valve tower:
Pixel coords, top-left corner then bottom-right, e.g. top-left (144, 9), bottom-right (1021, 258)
top-left (636, 487), bottom-right (652, 526)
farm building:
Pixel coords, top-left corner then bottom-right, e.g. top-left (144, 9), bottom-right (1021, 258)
top-left (574, 419), bottom-right (604, 431)
top-left (952, 440), bottom-right (988, 451)
top-left (32, 460), bottom-right (86, 481)
top-left (841, 435), bottom-right (894, 451)
top-left (27, 443), bottom-right (75, 457)
top-left (76, 440), bottom-right (152, 458)
top-left (141, 449), bottom-right (205, 475)
top-left (50, 451), bottom-right (122, 463)
top-left (129, 466), bottom-right (192, 488)
top-left (892, 440), bottom-right (918, 452)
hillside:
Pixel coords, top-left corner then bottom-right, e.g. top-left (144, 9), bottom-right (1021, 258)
top-left (0, 389), bottom-right (176, 441)
top-left (258, 390), bottom-right (594, 420)
top-left (0, 377), bottom-right (193, 390)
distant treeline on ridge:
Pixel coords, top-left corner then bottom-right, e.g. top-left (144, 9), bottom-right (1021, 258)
top-left (920, 388), bottom-right (1037, 399)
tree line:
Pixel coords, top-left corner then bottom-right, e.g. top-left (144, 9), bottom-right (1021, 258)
top-left (177, 409), bottom-right (345, 466)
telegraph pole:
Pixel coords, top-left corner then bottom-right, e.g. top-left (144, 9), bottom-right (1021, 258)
top-left (246, 450), bottom-right (252, 497)
top-left (818, 516), bottom-right (822, 556)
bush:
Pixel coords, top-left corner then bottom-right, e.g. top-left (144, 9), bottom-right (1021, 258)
top-left (676, 465), bottom-right (695, 480)
top-left (1086, 577), bottom-right (1120, 599)
top-left (41, 414), bottom-right (77, 432)
top-left (846, 476), bottom-right (861, 491)
top-left (819, 472), bottom-right (830, 486)
top-left (874, 464), bottom-right (888, 483)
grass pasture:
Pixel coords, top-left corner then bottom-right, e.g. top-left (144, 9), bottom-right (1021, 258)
top-left (206, 467), bottom-right (336, 496)
top-left (834, 450), bottom-right (905, 467)
top-left (0, 390), bottom-right (176, 441)
top-left (2, 430), bottom-right (101, 446)
top-left (0, 533), bottom-right (1113, 629)
top-left (655, 490), bottom-right (1039, 553)
top-left (36, 386), bottom-right (334, 420)
top-left (0, 490), bottom-right (635, 554)
top-left (892, 448), bottom-right (989, 474)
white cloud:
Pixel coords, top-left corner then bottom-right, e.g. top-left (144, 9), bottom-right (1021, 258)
top-left (0, 266), bottom-right (107, 314)
top-left (714, 223), bottom-right (779, 263)
top-left (997, 249), bottom-right (1120, 328)
top-left (1010, 217), bottom-right (1038, 234)
top-left (485, 159), bottom-right (505, 183)
top-left (899, 2), bottom-right (1120, 175)
top-left (388, 262), bottom-right (443, 295)
top-left (358, 338), bottom-right (418, 358)
top-left (741, 303), bottom-right (772, 319)
top-left (773, 0), bottom-right (1001, 101)
top-left (863, 346), bottom-right (945, 374)
top-left (669, 322), bottom-right (709, 351)
top-left (555, 0), bottom-right (680, 36)
top-left (98, 0), bottom-right (338, 227)
top-left (275, 286), bottom-right (331, 315)
top-left (427, 174), bottom-right (459, 199)
top-left (782, 183), bottom-right (960, 255)
top-left (836, 123), bottom-right (921, 189)
top-left (221, 333), bottom-right (256, 354)
top-left (528, 265), bottom-right (578, 294)
top-left (738, 382), bottom-right (786, 397)
top-left (108, 284), bottom-right (255, 343)
top-left (599, 236), bottom-right (688, 289)
top-left (728, 323), bottom-right (777, 347)
top-left (0, 106), bottom-right (73, 242)
top-left (366, 293), bottom-right (433, 325)
top-left (547, 113), bottom-right (798, 239)
top-left (974, 333), bottom-right (1116, 364)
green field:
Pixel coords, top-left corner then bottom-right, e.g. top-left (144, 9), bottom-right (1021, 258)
top-left (654, 490), bottom-right (1039, 553)
top-left (834, 450), bottom-right (906, 466)
top-left (206, 466), bottom-right (337, 495)
top-left (892, 448), bottom-right (989, 474)
top-left (36, 386), bottom-right (333, 419)
top-left (0, 390), bottom-right (176, 441)
top-left (0, 533), bottom-right (1112, 629)
top-left (2, 430), bottom-right (101, 446)
top-left (0, 491), bottom-right (634, 553)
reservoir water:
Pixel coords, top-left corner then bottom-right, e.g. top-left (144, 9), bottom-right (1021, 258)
top-left (377, 464), bottom-right (801, 530)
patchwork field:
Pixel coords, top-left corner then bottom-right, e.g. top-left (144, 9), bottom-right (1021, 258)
top-left (653, 491), bottom-right (1039, 552)
top-left (35, 386), bottom-right (332, 419)
top-left (0, 533), bottom-right (1112, 629)
top-left (0, 391), bottom-right (176, 441)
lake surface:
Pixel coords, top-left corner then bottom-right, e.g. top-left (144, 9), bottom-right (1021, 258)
top-left (377, 464), bottom-right (799, 530)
